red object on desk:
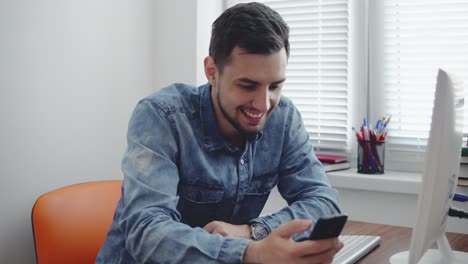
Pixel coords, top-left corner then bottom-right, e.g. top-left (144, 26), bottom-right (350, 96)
top-left (316, 154), bottom-right (348, 164)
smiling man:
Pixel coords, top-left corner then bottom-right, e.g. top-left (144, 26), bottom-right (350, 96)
top-left (207, 45), bottom-right (286, 147)
top-left (97, 2), bottom-right (342, 263)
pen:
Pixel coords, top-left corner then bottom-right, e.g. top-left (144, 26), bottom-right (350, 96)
top-left (370, 133), bottom-right (383, 172)
top-left (352, 127), bottom-right (363, 141)
top-left (386, 114), bottom-right (392, 125)
top-left (375, 120), bottom-right (381, 132)
top-left (363, 118), bottom-right (369, 140)
top-left (381, 130), bottom-right (387, 141)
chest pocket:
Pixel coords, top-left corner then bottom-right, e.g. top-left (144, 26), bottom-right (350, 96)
top-left (177, 181), bottom-right (224, 227)
top-left (245, 171), bottom-right (278, 195)
top-left (239, 171), bottom-right (278, 223)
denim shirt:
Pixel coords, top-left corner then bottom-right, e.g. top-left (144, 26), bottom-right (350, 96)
top-left (96, 83), bottom-right (340, 264)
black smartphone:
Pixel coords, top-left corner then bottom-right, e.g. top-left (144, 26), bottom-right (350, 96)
top-left (298, 214), bottom-right (348, 241)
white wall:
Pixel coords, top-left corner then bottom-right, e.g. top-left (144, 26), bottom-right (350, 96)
top-left (153, 1), bottom-right (197, 88)
top-left (0, 0), bottom-right (221, 263)
top-left (196, 0), bottom-right (224, 85)
top-left (152, 0), bottom-right (222, 88)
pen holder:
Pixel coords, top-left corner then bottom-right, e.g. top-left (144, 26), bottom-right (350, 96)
top-left (357, 140), bottom-right (385, 174)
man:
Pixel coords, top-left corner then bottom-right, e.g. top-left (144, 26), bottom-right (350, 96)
top-left (97, 2), bottom-right (343, 263)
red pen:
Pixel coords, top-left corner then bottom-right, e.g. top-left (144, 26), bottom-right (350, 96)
top-left (352, 127), bottom-right (363, 141)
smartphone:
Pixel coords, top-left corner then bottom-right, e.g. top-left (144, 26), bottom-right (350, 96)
top-left (298, 214), bottom-right (348, 241)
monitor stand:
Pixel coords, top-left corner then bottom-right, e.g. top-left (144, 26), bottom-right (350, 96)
top-left (390, 236), bottom-right (468, 264)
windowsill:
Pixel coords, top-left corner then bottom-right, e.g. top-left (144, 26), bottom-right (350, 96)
top-left (327, 168), bottom-right (422, 195)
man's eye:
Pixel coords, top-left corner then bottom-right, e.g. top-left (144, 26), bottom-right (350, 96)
top-left (269, 85), bottom-right (280, 90)
top-left (240, 85), bottom-right (255, 90)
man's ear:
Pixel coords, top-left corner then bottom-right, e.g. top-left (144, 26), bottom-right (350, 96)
top-left (204, 56), bottom-right (218, 86)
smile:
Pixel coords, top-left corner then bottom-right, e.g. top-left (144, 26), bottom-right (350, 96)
top-left (242, 109), bottom-right (264, 119)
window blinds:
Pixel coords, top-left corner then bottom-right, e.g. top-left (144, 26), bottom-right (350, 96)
top-left (376, 0), bottom-right (468, 153)
top-left (226, 0), bottom-right (350, 152)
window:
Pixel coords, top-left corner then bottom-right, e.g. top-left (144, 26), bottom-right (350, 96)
top-left (226, 0), bottom-right (351, 154)
top-left (369, 0), bottom-right (468, 170)
top-left (227, 0), bottom-right (468, 171)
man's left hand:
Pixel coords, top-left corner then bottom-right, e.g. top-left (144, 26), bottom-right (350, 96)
top-left (203, 221), bottom-right (251, 239)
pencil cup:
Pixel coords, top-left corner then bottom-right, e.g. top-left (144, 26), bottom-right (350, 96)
top-left (357, 140), bottom-right (385, 174)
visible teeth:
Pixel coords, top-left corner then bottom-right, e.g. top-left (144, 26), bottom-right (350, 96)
top-left (243, 109), bottom-right (263, 118)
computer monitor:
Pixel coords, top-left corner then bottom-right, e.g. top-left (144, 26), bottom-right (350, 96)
top-left (390, 69), bottom-right (468, 263)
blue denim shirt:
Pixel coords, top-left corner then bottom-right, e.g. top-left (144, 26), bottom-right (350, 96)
top-left (96, 83), bottom-right (340, 263)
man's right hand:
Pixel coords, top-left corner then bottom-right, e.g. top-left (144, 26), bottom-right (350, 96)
top-left (243, 219), bottom-right (343, 264)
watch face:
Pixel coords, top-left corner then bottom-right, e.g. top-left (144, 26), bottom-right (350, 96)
top-left (253, 224), bottom-right (269, 240)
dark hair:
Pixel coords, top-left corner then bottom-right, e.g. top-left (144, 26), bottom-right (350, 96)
top-left (209, 2), bottom-right (289, 72)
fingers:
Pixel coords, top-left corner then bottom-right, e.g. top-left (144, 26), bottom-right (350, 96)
top-left (245, 220), bottom-right (343, 264)
top-left (203, 221), bottom-right (224, 235)
top-left (204, 221), bottom-right (230, 236)
top-left (274, 219), bottom-right (313, 239)
top-left (295, 237), bottom-right (340, 255)
top-left (303, 248), bottom-right (336, 264)
top-left (246, 223), bottom-right (343, 264)
top-left (279, 237), bottom-right (339, 262)
top-left (203, 221), bottom-right (250, 238)
top-left (300, 239), bottom-right (344, 264)
top-left (203, 221), bottom-right (216, 233)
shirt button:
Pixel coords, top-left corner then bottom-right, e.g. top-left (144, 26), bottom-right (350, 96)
top-left (240, 159), bottom-right (245, 165)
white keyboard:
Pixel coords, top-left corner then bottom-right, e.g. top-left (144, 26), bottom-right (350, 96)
top-left (332, 235), bottom-right (382, 264)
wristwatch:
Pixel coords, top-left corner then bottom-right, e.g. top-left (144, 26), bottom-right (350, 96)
top-left (250, 223), bottom-right (270, 240)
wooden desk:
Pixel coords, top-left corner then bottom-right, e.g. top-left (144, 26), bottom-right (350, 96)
top-left (343, 221), bottom-right (468, 264)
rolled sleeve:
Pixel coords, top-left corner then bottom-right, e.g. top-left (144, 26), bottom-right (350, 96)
top-left (218, 238), bottom-right (250, 263)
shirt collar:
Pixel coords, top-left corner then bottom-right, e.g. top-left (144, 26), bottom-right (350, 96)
top-left (199, 83), bottom-right (263, 152)
top-left (200, 83), bottom-right (228, 151)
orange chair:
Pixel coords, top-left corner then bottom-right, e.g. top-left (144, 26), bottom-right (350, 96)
top-left (32, 180), bottom-right (122, 264)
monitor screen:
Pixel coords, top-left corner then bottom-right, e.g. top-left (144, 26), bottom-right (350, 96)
top-left (390, 69), bottom-right (468, 263)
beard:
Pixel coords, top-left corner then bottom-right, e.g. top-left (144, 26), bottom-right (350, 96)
top-left (216, 87), bottom-right (262, 138)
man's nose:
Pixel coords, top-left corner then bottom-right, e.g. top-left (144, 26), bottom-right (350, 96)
top-left (252, 88), bottom-right (271, 113)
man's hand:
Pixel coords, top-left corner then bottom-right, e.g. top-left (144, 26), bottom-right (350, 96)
top-left (243, 219), bottom-right (344, 264)
top-left (203, 221), bottom-right (251, 239)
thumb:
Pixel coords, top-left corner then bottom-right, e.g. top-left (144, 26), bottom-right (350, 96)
top-left (274, 219), bottom-right (312, 239)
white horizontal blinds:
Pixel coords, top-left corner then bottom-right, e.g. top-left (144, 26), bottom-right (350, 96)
top-left (382, 0), bottom-right (468, 152)
top-left (226, 0), bottom-right (350, 152)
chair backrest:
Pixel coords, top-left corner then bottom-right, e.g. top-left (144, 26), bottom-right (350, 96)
top-left (32, 180), bottom-right (122, 264)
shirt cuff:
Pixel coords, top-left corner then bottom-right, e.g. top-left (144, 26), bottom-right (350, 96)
top-left (218, 237), bottom-right (250, 264)
top-left (248, 215), bottom-right (283, 235)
